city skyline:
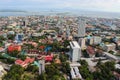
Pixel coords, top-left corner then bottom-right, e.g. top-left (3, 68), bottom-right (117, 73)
top-left (0, 0), bottom-right (120, 12)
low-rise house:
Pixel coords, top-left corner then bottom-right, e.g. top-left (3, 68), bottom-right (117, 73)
top-left (24, 41), bottom-right (38, 47)
top-left (0, 47), bottom-right (5, 52)
top-left (39, 46), bottom-right (45, 50)
top-left (44, 54), bottom-right (53, 62)
top-left (0, 65), bottom-right (6, 78)
top-left (15, 57), bottom-right (34, 67)
top-left (86, 46), bottom-right (95, 57)
top-left (8, 44), bottom-right (22, 52)
top-left (105, 43), bottom-right (116, 52)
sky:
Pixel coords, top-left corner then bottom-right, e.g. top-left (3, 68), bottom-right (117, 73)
top-left (0, 0), bottom-right (120, 12)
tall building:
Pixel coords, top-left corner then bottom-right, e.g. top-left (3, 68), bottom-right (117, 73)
top-left (69, 41), bottom-right (81, 62)
top-left (15, 33), bottom-right (24, 43)
top-left (23, 18), bottom-right (28, 27)
top-left (39, 60), bottom-right (45, 75)
top-left (86, 35), bottom-right (93, 45)
top-left (77, 19), bottom-right (86, 38)
top-left (79, 38), bottom-right (86, 50)
top-left (23, 21), bottom-right (26, 26)
top-left (66, 26), bottom-right (70, 38)
top-left (90, 38), bottom-right (94, 45)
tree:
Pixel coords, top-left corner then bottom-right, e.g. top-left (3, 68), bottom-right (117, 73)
top-left (96, 59), bottom-right (102, 67)
top-left (52, 75), bottom-right (60, 80)
top-left (78, 60), bottom-right (93, 80)
top-left (59, 54), bottom-right (66, 62)
top-left (45, 64), bottom-right (60, 77)
top-left (24, 44), bottom-right (35, 49)
top-left (21, 74), bottom-right (33, 80)
top-left (17, 55), bottom-right (26, 61)
top-left (118, 46), bottom-right (120, 50)
top-left (82, 50), bottom-right (89, 58)
top-left (0, 35), bottom-right (6, 41)
top-left (95, 52), bottom-right (100, 57)
top-left (0, 54), bottom-right (5, 59)
top-left (108, 50), bottom-right (114, 55)
top-left (104, 61), bottom-right (115, 71)
top-left (72, 79), bottom-right (81, 80)
top-left (3, 65), bottom-right (24, 80)
top-left (78, 60), bottom-right (88, 67)
top-left (79, 66), bottom-right (93, 79)
top-left (102, 38), bottom-right (111, 43)
top-left (38, 73), bottom-right (47, 80)
top-left (61, 62), bottom-right (70, 74)
top-left (115, 69), bottom-right (120, 74)
top-left (7, 34), bottom-right (15, 40)
top-left (63, 40), bottom-right (70, 47)
top-left (25, 65), bottom-right (38, 73)
top-left (45, 63), bottom-right (65, 80)
top-left (93, 61), bottom-right (115, 80)
top-left (8, 50), bottom-right (20, 57)
top-left (6, 58), bottom-right (15, 64)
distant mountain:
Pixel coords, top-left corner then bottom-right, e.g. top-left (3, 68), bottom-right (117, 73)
top-left (0, 9), bottom-right (27, 12)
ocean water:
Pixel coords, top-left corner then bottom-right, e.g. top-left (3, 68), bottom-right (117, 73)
top-left (0, 11), bottom-right (120, 19)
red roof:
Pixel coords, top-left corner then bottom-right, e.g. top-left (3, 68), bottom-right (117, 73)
top-left (39, 46), bottom-right (45, 50)
top-left (24, 58), bottom-right (34, 63)
top-left (86, 46), bottom-right (95, 54)
top-left (45, 55), bottom-right (53, 61)
top-left (15, 57), bottom-right (34, 67)
top-left (57, 35), bottom-right (61, 37)
top-left (15, 59), bottom-right (23, 64)
top-left (8, 44), bottom-right (21, 52)
top-left (0, 47), bottom-right (4, 51)
top-left (27, 49), bottom-right (39, 54)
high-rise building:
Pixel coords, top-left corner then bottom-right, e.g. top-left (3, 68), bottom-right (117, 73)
top-left (69, 41), bottom-right (81, 62)
top-left (23, 18), bottom-right (28, 27)
top-left (23, 21), bottom-right (26, 26)
top-left (15, 33), bottom-right (24, 43)
top-left (66, 26), bottom-right (70, 38)
top-left (39, 60), bottom-right (45, 75)
top-left (77, 19), bottom-right (86, 38)
top-left (86, 35), bottom-right (93, 45)
top-left (79, 38), bottom-right (86, 50)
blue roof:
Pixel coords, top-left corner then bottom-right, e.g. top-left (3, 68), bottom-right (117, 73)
top-left (87, 35), bottom-right (92, 39)
top-left (32, 61), bottom-right (39, 67)
top-left (45, 46), bottom-right (52, 52)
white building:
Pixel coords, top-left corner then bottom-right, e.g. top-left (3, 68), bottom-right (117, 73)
top-left (70, 41), bottom-right (81, 62)
top-left (66, 26), bottom-right (70, 38)
top-left (103, 52), bottom-right (118, 61)
top-left (77, 19), bottom-right (86, 37)
top-left (0, 65), bottom-right (6, 78)
top-left (115, 64), bottom-right (120, 69)
top-left (15, 33), bottom-right (24, 43)
top-left (32, 33), bottom-right (42, 37)
top-left (93, 36), bottom-right (102, 44)
top-left (79, 38), bottom-right (86, 50)
top-left (105, 43), bottom-right (116, 52)
top-left (39, 60), bottom-right (45, 75)
top-left (70, 67), bottom-right (82, 79)
top-left (90, 38), bottom-right (94, 45)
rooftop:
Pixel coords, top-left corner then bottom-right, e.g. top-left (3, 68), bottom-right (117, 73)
top-left (70, 41), bottom-right (80, 49)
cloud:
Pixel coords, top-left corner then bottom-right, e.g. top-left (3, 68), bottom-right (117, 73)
top-left (0, 0), bottom-right (120, 12)
top-left (60, 0), bottom-right (120, 12)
